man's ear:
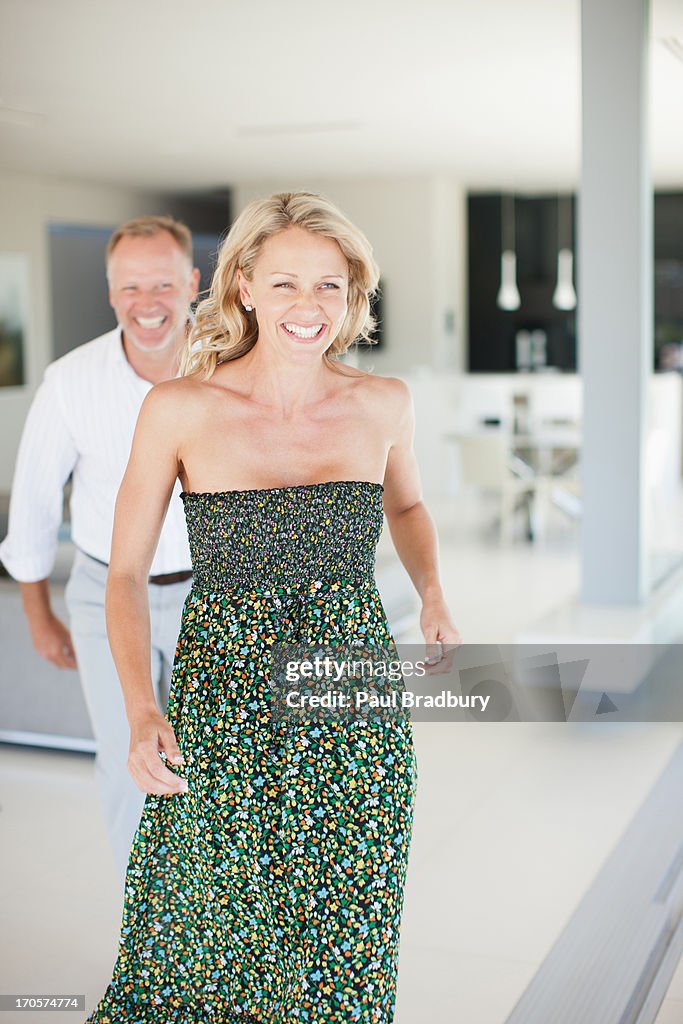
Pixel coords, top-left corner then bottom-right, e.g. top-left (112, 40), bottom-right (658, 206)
top-left (189, 267), bottom-right (201, 302)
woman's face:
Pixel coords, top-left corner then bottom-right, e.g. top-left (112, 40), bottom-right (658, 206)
top-left (237, 225), bottom-right (350, 358)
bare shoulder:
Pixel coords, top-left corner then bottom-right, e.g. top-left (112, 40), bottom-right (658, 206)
top-left (139, 375), bottom-right (211, 427)
top-left (338, 373), bottom-right (413, 450)
top-left (365, 374), bottom-right (412, 404)
top-left (353, 373), bottom-right (413, 422)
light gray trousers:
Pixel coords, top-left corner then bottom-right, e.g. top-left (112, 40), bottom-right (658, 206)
top-left (64, 550), bottom-right (191, 883)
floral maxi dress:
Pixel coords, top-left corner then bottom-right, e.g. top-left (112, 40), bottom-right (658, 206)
top-left (85, 480), bottom-right (418, 1024)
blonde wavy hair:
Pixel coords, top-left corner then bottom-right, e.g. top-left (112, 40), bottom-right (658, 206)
top-left (181, 191), bottom-right (380, 379)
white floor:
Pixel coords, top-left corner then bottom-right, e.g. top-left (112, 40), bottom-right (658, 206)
top-left (656, 962), bottom-right (683, 1024)
top-left (2, 498), bottom-right (683, 1024)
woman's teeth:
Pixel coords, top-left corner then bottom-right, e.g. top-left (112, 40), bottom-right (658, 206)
top-left (283, 323), bottom-right (324, 340)
top-left (135, 316), bottom-right (166, 329)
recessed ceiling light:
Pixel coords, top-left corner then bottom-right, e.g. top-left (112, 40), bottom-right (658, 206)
top-left (236, 120), bottom-right (362, 138)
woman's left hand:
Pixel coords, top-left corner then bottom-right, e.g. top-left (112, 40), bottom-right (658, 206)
top-left (420, 591), bottom-right (462, 674)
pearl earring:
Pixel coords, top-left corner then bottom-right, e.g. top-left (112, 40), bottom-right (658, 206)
top-left (244, 304), bottom-right (253, 312)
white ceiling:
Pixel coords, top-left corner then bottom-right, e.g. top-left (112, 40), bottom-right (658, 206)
top-left (1, 0), bottom-right (683, 191)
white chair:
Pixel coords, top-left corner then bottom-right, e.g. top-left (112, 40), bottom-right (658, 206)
top-left (550, 467), bottom-right (582, 521)
top-left (449, 433), bottom-right (548, 542)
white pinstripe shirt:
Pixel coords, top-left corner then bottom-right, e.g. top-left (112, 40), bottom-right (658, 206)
top-left (0, 327), bottom-right (191, 582)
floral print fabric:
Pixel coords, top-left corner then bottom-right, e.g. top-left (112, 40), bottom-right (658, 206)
top-left (85, 481), bottom-right (417, 1024)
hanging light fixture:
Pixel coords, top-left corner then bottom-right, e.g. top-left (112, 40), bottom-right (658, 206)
top-left (497, 193), bottom-right (521, 311)
top-left (552, 194), bottom-right (577, 311)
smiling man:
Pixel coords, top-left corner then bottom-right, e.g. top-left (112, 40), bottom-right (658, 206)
top-left (0, 215), bottom-right (201, 882)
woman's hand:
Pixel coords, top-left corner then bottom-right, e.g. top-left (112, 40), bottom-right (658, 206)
top-left (420, 589), bottom-right (462, 675)
top-left (127, 709), bottom-right (188, 796)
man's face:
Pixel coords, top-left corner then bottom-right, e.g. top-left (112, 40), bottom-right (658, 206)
top-left (107, 231), bottom-right (200, 355)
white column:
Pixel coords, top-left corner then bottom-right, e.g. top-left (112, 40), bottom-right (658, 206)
top-left (579, 0), bottom-right (653, 604)
top-left (427, 175), bottom-right (465, 372)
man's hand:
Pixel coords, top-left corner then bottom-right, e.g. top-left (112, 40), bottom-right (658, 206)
top-left (20, 578), bottom-right (77, 669)
top-left (28, 612), bottom-right (77, 669)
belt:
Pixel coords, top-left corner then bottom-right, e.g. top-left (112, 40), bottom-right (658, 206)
top-left (79, 549), bottom-right (193, 587)
top-left (148, 570), bottom-right (193, 586)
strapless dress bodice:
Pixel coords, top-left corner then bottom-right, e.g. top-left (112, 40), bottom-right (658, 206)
top-left (180, 480), bottom-right (384, 592)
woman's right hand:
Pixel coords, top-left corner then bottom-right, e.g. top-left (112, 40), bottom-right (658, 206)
top-left (127, 709), bottom-right (189, 796)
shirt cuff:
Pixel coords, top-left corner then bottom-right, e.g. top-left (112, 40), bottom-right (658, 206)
top-left (0, 538), bottom-right (56, 583)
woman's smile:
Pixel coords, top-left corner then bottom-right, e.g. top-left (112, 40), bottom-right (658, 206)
top-left (281, 321), bottom-right (327, 342)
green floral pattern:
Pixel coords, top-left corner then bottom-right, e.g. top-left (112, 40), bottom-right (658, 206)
top-left (86, 481), bottom-right (417, 1024)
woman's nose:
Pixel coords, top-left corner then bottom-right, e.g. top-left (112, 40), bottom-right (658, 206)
top-left (294, 290), bottom-right (322, 312)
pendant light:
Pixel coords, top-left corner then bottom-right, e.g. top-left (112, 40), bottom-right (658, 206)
top-left (497, 194), bottom-right (521, 311)
top-left (552, 195), bottom-right (577, 311)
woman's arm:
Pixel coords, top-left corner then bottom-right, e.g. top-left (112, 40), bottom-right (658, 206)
top-left (381, 380), bottom-right (462, 658)
top-left (105, 383), bottom-right (189, 796)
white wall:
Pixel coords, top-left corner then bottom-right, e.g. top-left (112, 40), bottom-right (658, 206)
top-left (0, 173), bottom-right (168, 490)
top-left (233, 175), bottom-right (467, 376)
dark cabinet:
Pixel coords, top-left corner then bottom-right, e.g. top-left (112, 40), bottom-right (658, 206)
top-left (468, 191), bottom-right (683, 373)
top-left (468, 194), bottom-right (577, 373)
top-left (655, 193), bottom-right (683, 371)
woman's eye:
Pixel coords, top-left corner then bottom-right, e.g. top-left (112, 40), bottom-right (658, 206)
top-left (274, 282), bottom-right (293, 288)
top-left (320, 283), bottom-right (340, 290)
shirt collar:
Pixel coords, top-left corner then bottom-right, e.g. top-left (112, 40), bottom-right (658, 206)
top-left (109, 316), bottom-right (194, 380)
top-left (109, 325), bottom-right (128, 367)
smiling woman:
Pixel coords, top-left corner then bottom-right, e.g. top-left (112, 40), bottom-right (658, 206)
top-left (238, 226), bottom-right (350, 350)
top-left (181, 191), bottom-right (379, 378)
top-left (85, 191), bottom-right (460, 1024)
